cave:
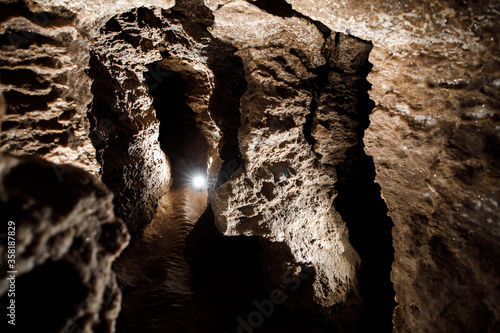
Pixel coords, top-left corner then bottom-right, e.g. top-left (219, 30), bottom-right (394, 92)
top-left (0, 1), bottom-right (499, 333)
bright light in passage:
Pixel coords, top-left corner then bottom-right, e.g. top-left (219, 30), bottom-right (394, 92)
top-left (192, 175), bottom-right (206, 189)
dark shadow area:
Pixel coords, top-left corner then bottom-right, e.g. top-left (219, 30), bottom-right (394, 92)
top-left (252, 0), bottom-right (331, 37)
top-left (172, 0), bottom-right (214, 27)
top-left (333, 77), bottom-right (397, 331)
top-left (146, 63), bottom-right (209, 189)
top-left (251, 0), bottom-right (295, 17)
top-left (206, 39), bottom-right (247, 188)
top-left (0, 260), bottom-right (88, 332)
top-left (185, 205), bottom-right (269, 332)
top-left (303, 64), bottom-right (330, 151)
top-left (185, 206), bottom-right (338, 333)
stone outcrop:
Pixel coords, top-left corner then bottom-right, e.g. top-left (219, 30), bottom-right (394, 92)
top-left (0, 154), bottom-right (129, 333)
top-left (283, 0), bottom-right (500, 331)
top-left (0, 2), bottom-right (100, 176)
top-left (210, 1), bottom-right (369, 321)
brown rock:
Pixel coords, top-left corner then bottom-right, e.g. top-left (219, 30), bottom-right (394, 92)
top-left (210, 1), bottom-right (363, 321)
top-left (0, 2), bottom-right (100, 176)
top-left (0, 154), bottom-right (129, 333)
top-left (1, 0), bottom-right (499, 331)
top-left (285, 0), bottom-right (500, 331)
top-left (87, 7), bottom-right (221, 235)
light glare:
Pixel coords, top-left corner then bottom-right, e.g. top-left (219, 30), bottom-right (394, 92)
top-left (192, 175), bottom-right (206, 189)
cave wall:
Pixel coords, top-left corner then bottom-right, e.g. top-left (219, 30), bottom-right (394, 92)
top-left (0, 154), bottom-right (129, 332)
top-left (0, 2), bottom-right (100, 175)
top-left (281, 0), bottom-right (500, 331)
top-left (87, 7), bottom-right (174, 236)
top-left (210, 1), bottom-right (369, 322)
top-left (0, 0), bottom-right (499, 332)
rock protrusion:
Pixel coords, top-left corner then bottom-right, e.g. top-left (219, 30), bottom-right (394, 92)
top-left (0, 3), bottom-right (100, 176)
top-left (0, 154), bottom-right (129, 333)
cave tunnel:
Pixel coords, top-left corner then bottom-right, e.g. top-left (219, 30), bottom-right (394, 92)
top-left (146, 64), bottom-right (209, 189)
top-left (1, 1), bottom-right (499, 333)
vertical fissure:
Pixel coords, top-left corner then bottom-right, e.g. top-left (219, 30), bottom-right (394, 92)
top-left (303, 63), bottom-right (330, 150)
top-left (206, 39), bottom-right (247, 188)
top-left (333, 78), bottom-right (397, 331)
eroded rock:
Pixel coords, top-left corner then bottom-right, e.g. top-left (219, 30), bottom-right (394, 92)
top-left (88, 7), bottom-right (221, 235)
top-left (0, 2), bottom-right (100, 176)
top-left (1, 0), bottom-right (499, 331)
top-left (210, 2), bottom-right (368, 322)
top-left (0, 154), bottom-right (129, 333)
top-left (284, 0), bottom-right (500, 331)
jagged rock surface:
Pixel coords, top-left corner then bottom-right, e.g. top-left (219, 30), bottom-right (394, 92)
top-left (88, 7), bottom-right (220, 236)
top-left (0, 154), bottom-right (129, 333)
top-left (88, 7), bottom-right (171, 236)
top-left (0, 2), bottom-right (100, 176)
top-left (0, 0), bottom-right (499, 332)
top-left (284, 0), bottom-right (500, 331)
top-left (210, 1), bottom-right (367, 320)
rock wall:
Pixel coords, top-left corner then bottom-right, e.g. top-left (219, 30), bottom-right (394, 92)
top-left (283, 0), bottom-right (500, 331)
top-left (210, 1), bottom-right (372, 323)
top-left (0, 2), bottom-right (99, 175)
top-left (87, 7), bottom-right (172, 236)
top-left (0, 154), bottom-right (129, 333)
top-left (87, 6), bottom-right (224, 236)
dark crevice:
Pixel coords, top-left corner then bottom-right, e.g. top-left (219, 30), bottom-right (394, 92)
top-left (0, 2), bottom-right (74, 27)
top-left (335, 31), bottom-right (340, 47)
top-left (0, 68), bottom-right (50, 90)
top-left (251, 0), bottom-right (295, 17)
top-left (303, 64), bottom-right (330, 150)
top-left (206, 39), bottom-right (247, 188)
top-left (303, 95), bottom-right (317, 148)
top-left (252, 0), bottom-right (331, 39)
top-left (185, 205), bottom-right (270, 332)
top-left (2, 89), bottom-right (57, 114)
top-left (172, 0), bottom-right (215, 27)
top-left (333, 76), bottom-right (397, 332)
top-left (146, 64), bottom-right (209, 188)
top-left (250, 0), bottom-right (336, 159)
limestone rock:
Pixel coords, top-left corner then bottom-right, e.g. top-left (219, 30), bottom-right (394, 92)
top-left (210, 1), bottom-right (365, 319)
top-left (0, 2), bottom-right (100, 176)
top-left (285, 0), bottom-right (500, 331)
top-left (87, 7), bottom-right (221, 236)
top-left (1, 0), bottom-right (499, 331)
top-left (0, 154), bottom-right (129, 333)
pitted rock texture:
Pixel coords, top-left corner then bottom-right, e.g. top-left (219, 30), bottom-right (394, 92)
top-left (88, 7), bottom-right (220, 236)
top-left (312, 33), bottom-right (373, 166)
top-left (11, 0), bottom-right (176, 32)
top-left (0, 2), bottom-right (100, 176)
top-left (283, 0), bottom-right (500, 331)
top-left (210, 1), bottom-right (369, 318)
top-left (0, 154), bottom-right (129, 333)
